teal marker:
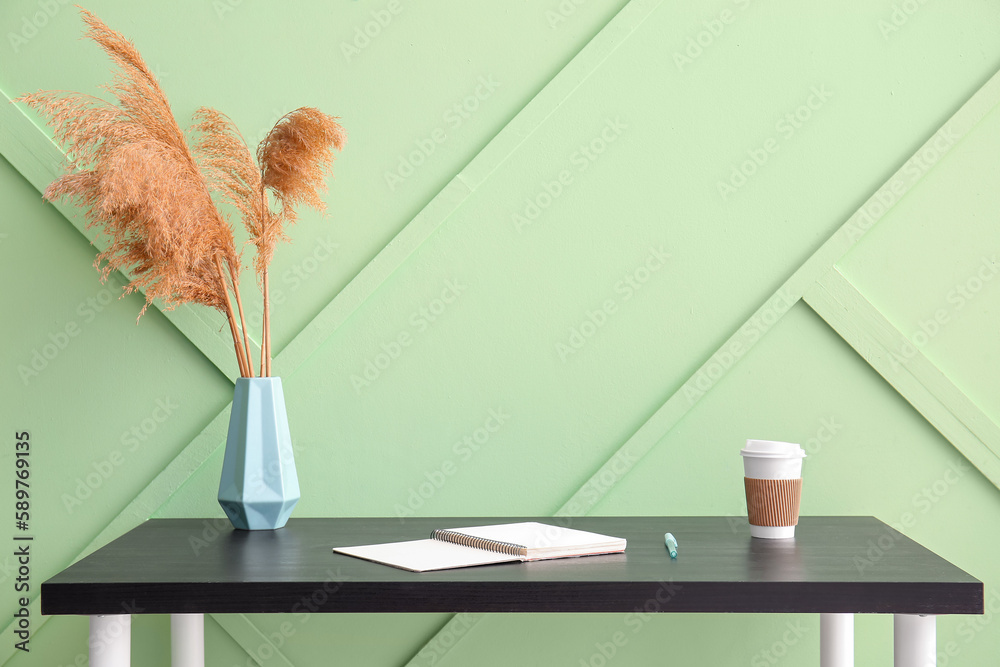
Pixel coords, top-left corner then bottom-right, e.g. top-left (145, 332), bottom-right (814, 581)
top-left (664, 532), bottom-right (678, 559)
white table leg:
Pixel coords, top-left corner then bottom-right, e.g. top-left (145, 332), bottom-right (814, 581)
top-left (171, 613), bottom-right (205, 667)
top-left (894, 614), bottom-right (936, 667)
top-left (820, 613), bottom-right (854, 667)
top-left (90, 614), bottom-right (131, 667)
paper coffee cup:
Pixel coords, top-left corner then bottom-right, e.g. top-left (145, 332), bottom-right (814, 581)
top-left (741, 439), bottom-right (805, 539)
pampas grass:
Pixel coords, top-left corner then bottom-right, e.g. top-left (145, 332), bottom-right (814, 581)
top-left (17, 9), bottom-right (345, 377)
top-left (195, 107), bottom-right (346, 375)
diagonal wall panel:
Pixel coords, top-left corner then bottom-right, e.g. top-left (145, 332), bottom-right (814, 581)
top-left (0, 92), bottom-right (245, 381)
top-left (804, 268), bottom-right (1000, 483)
top-left (556, 64), bottom-right (1000, 515)
top-left (4, 1), bottom-right (1000, 666)
top-left (0, 3), bottom-right (669, 662)
top-left (401, 58), bottom-right (1000, 667)
top-left (1, 2), bottom-right (659, 664)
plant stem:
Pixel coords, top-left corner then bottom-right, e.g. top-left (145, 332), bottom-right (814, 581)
top-left (261, 269), bottom-right (270, 377)
top-left (232, 316), bottom-right (249, 377)
top-left (228, 261), bottom-right (255, 378)
top-left (215, 254), bottom-right (249, 377)
top-left (260, 190), bottom-right (273, 378)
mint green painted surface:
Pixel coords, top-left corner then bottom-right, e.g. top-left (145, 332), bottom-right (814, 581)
top-left (2, 1), bottom-right (1000, 665)
top-left (839, 105), bottom-right (1000, 427)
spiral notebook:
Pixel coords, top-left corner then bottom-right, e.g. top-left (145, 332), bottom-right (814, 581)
top-left (332, 522), bottom-right (627, 572)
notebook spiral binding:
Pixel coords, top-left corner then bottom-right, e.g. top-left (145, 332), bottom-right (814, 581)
top-left (431, 529), bottom-right (527, 557)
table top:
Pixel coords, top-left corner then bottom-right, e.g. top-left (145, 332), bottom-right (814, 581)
top-left (41, 516), bottom-right (983, 616)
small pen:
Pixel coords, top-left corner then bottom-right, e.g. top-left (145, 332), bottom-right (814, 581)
top-left (664, 532), bottom-right (678, 559)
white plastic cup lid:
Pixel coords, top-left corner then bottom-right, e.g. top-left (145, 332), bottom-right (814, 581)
top-left (740, 439), bottom-right (806, 459)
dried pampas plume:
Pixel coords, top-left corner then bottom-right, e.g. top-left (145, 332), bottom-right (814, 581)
top-left (16, 9), bottom-right (345, 378)
top-left (192, 105), bottom-right (346, 376)
top-left (254, 108), bottom-right (345, 375)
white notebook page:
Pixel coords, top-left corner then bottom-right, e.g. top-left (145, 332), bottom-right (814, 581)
top-left (334, 538), bottom-right (520, 572)
top-left (442, 522), bottom-right (626, 559)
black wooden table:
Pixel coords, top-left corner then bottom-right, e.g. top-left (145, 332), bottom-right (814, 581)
top-left (42, 516), bottom-right (983, 666)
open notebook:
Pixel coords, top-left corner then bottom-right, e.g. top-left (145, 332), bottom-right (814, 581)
top-left (333, 522), bottom-right (626, 572)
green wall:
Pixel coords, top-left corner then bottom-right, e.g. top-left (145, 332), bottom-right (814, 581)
top-left (2, 1), bottom-right (1000, 665)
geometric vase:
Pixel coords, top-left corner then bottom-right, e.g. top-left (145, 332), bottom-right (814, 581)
top-left (218, 377), bottom-right (300, 530)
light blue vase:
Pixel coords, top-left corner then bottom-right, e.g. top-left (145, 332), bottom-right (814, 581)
top-left (218, 377), bottom-right (300, 530)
